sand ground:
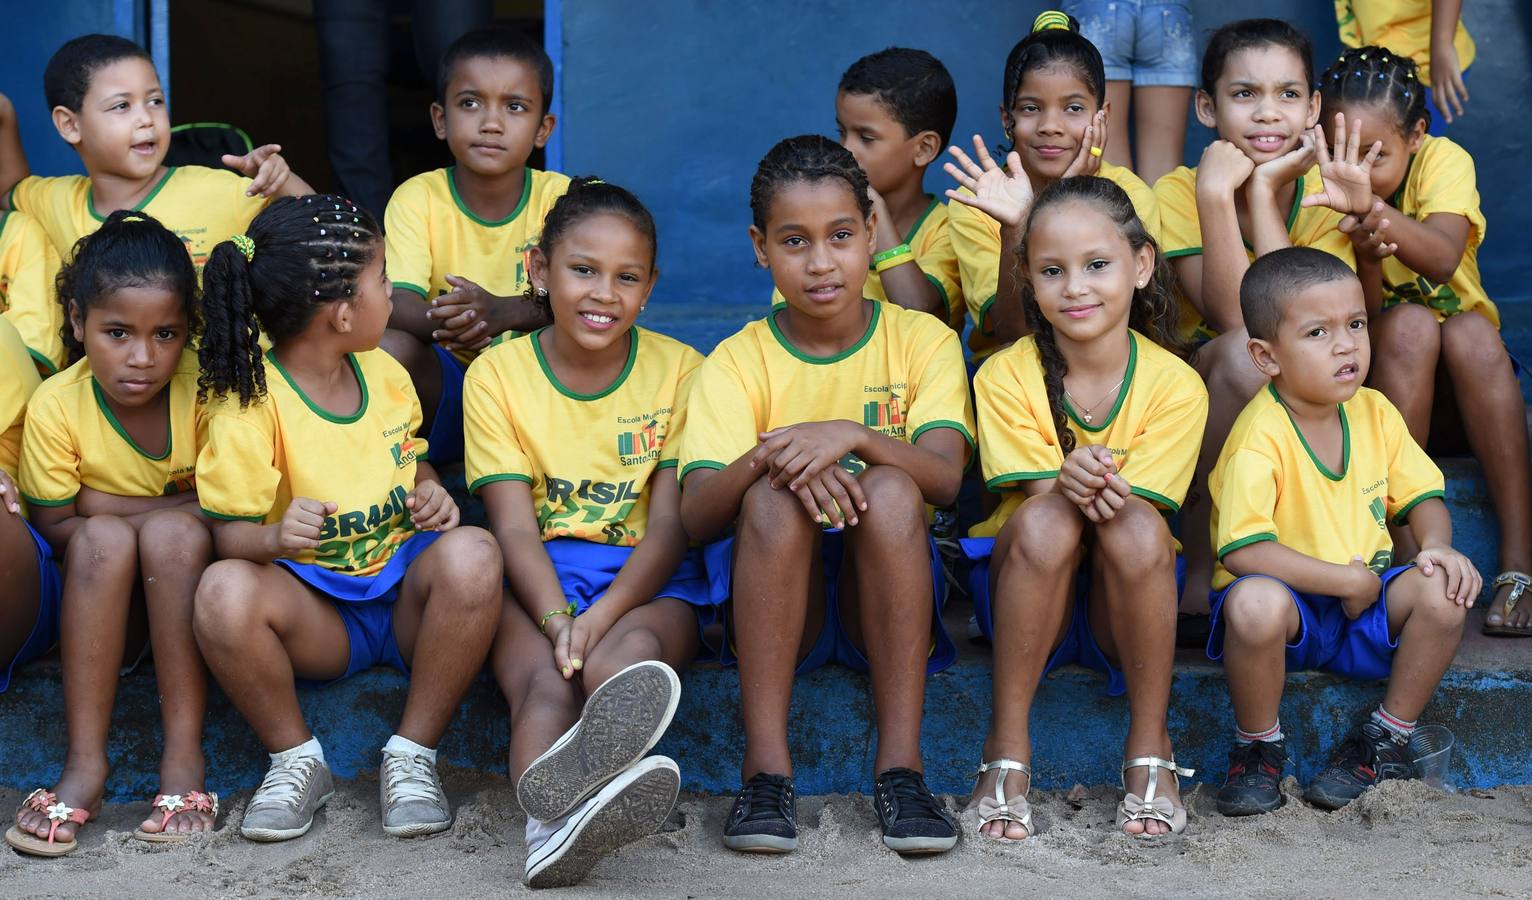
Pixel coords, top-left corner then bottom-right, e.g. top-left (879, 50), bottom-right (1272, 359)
top-left (3, 774), bottom-right (1529, 899)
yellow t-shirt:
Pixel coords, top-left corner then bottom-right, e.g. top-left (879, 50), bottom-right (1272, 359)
top-left (948, 164), bottom-right (1160, 361)
top-left (1378, 136), bottom-right (1493, 325)
top-left (463, 326), bottom-right (702, 545)
top-left (970, 330), bottom-right (1207, 538)
top-left (769, 196), bottom-right (965, 334)
top-left (0, 211), bottom-right (64, 372)
top-left (1336, 0), bottom-right (1474, 83)
top-left (385, 167), bottom-right (571, 365)
top-left (1154, 164), bottom-right (1357, 343)
top-left (1210, 384), bottom-right (1443, 590)
top-left (6, 166), bottom-right (267, 268)
top-left (196, 349), bottom-right (428, 577)
top-left (678, 301), bottom-right (975, 481)
top-left (18, 350), bottom-right (202, 507)
top-left (0, 317), bottom-right (42, 479)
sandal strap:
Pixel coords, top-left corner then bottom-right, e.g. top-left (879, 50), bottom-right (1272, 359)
top-left (974, 758), bottom-right (1035, 835)
top-left (152, 791), bottom-right (220, 828)
top-left (1121, 756), bottom-right (1194, 807)
top-left (23, 790), bottom-right (90, 846)
top-left (1494, 571), bottom-right (1531, 613)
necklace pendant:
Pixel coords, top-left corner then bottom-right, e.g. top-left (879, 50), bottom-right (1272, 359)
top-left (1082, 412), bottom-right (1092, 424)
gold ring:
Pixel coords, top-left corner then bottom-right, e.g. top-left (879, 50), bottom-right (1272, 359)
top-left (1089, 146), bottom-right (1103, 158)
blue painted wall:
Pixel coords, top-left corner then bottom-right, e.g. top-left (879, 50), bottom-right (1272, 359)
top-left (556, 0), bottom-right (1532, 339)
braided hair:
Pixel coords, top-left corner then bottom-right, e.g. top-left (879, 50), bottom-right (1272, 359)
top-left (524, 176), bottom-right (657, 310)
top-left (198, 194), bottom-right (381, 406)
top-left (1319, 45), bottom-right (1429, 135)
top-left (749, 135), bottom-right (872, 233)
top-left (55, 209), bottom-right (197, 365)
top-left (1017, 176), bottom-right (1184, 455)
top-left (1000, 11), bottom-right (1105, 150)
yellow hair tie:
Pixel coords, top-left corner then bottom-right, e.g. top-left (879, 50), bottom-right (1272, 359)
top-left (230, 233), bottom-right (255, 262)
top-left (1032, 10), bottom-right (1072, 33)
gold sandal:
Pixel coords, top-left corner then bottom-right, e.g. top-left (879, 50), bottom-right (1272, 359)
top-left (1484, 571), bottom-right (1532, 637)
top-left (1116, 756), bottom-right (1193, 836)
top-left (971, 758), bottom-right (1034, 841)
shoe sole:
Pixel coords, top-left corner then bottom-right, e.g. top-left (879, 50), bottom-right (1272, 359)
top-left (722, 832), bottom-right (797, 853)
top-left (524, 758), bottom-right (680, 889)
top-left (883, 833), bottom-right (958, 854)
top-left (517, 661), bottom-right (681, 823)
top-left (240, 790), bottom-right (335, 842)
top-left (1302, 786), bottom-right (1359, 811)
top-left (382, 817), bottom-right (452, 838)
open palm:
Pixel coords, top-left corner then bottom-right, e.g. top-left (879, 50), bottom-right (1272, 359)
top-left (1302, 113), bottom-right (1382, 216)
top-left (944, 134), bottom-right (1034, 228)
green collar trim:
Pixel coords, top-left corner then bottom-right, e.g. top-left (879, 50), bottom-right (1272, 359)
top-left (266, 350), bottom-right (369, 423)
top-left (88, 167), bottom-right (176, 222)
top-left (768, 301), bottom-right (880, 365)
top-left (1063, 333), bottom-right (1137, 433)
top-left (92, 377), bottom-right (171, 460)
top-left (533, 326), bottom-right (638, 401)
top-left (1268, 383), bottom-right (1349, 481)
top-left (447, 167), bottom-right (531, 228)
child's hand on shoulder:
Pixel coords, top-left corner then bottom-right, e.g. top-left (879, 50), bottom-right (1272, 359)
top-left (1340, 555), bottom-right (1384, 619)
top-left (406, 479), bottom-right (459, 532)
top-left (752, 421), bottom-right (859, 491)
top-left (430, 275), bottom-right (497, 352)
top-left (943, 134), bottom-right (1035, 227)
top-left (1339, 201), bottom-right (1398, 260)
top-left (273, 497), bottom-right (337, 558)
top-left (1301, 113), bottom-right (1383, 218)
top-left (222, 144), bottom-right (293, 198)
top-left (1415, 544), bottom-right (1482, 607)
top-left (1250, 132), bottom-right (1316, 192)
top-left (0, 470), bottom-right (20, 516)
top-left (1195, 141), bottom-right (1256, 200)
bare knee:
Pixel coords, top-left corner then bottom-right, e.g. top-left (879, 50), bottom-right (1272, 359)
top-left (1374, 304), bottom-right (1442, 366)
top-left (138, 508), bottom-right (211, 567)
top-left (996, 493), bottom-right (1082, 575)
top-left (427, 527), bottom-right (501, 614)
top-left (1397, 571), bottom-right (1469, 634)
top-left (1221, 578), bottom-right (1293, 646)
top-left (853, 466), bottom-right (924, 542)
top-left (1094, 498), bottom-right (1174, 574)
top-left (1440, 311), bottom-right (1509, 376)
top-left (193, 559), bottom-right (268, 645)
top-left (738, 477), bottom-right (815, 547)
top-left (65, 515), bottom-right (137, 572)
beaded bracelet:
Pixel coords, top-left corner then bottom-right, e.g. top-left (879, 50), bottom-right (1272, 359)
top-left (539, 601), bottom-right (578, 634)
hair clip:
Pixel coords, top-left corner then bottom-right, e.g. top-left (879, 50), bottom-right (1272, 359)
top-left (319, 271), bottom-right (326, 279)
top-left (345, 287), bottom-right (352, 296)
top-left (353, 231), bottom-right (361, 238)
top-left (334, 204), bottom-right (340, 210)
top-left (314, 289), bottom-right (321, 296)
top-left (353, 217), bottom-right (359, 224)
top-left (319, 228), bottom-right (326, 235)
top-left (1031, 10), bottom-right (1071, 32)
top-left (1360, 52), bottom-right (1368, 60)
top-left (325, 249), bottom-right (333, 258)
top-left (342, 250), bottom-right (348, 258)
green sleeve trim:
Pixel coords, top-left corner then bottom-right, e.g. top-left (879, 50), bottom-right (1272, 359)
top-left (19, 492), bottom-right (73, 508)
top-left (1392, 490), bottom-right (1445, 526)
top-left (201, 508), bottom-right (265, 522)
top-left (679, 460), bottom-right (726, 482)
top-left (467, 473), bottom-right (533, 495)
top-left (1164, 247), bottom-right (1203, 259)
top-left (1217, 532), bottom-right (1277, 560)
top-left (1130, 486), bottom-right (1181, 513)
top-left (922, 272), bottom-right (953, 320)
top-left (656, 459), bottom-right (679, 470)
top-left (984, 470), bottom-right (1058, 490)
top-left (394, 282), bottom-right (430, 300)
top-left (977, 295), bottom-right (997, 335)
top-left (26, 347), bottom-right (57, 374)
top-left (910, 419), bottom-right (975, 449)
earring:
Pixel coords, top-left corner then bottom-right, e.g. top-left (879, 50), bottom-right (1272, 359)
top-left (535, 288), bottom-right (549, 299)
top-left (640, 305), bottom-right (647, 313)
top-left (1137, 280), bottom-right (1146, 288)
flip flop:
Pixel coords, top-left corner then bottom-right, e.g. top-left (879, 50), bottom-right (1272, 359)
top-left (5, 788), bottom-right (92, 857)
top-left (133, 791), bottom-right (220, 843)
top-left (1483, 571), bottom-right (1532, 637)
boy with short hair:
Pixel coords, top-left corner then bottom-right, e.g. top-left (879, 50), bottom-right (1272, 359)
top-left (0, 34), bottom-right (310, 266)
top-left (770, 47), bottom-right (963, 334)
top-left (1207, 247), bottom-right (1476, 816)
top-left (380, 24), bottom-right (569, 465)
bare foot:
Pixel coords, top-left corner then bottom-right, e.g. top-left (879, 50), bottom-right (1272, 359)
top-left (14, 758), bottom-right (107, 844)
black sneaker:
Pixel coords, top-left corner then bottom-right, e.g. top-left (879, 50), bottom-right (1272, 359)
top-left (1216, 740), bottom-right (1288, 816)
top-left (873, 768), bottom-right (958, 854)
top-left (1303, 722), bottom-right (1414, 810)
top-left (722, 773), bottom-right (797, 853)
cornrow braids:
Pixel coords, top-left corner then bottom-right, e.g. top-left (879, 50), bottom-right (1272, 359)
top-left (749, 135), bottom-right (872, 233)
top-left (1017, 176), bottom-right (1186, 456)
top-left (524, 175), bottom-right (658, 307)
top-left (198, 194), bottom-right (381, 406)
top-left (55, 209), bottom-right (198, 365)
top-left (1319, 45), bottom-right (1429, 135)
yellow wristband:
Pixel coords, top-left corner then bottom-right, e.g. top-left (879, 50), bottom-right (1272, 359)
top-left (539, 602), bottom-right (578, 634)
top-left (874, 249), bottom-right (916, 273)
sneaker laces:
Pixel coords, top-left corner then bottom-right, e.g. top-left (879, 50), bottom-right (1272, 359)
top-left (878, 768), bottom-right (945, 822)
top-left (734, 775), bottom-right (793, 824)
top-left (250, 756), bottom-right (320, 812)
top-left (1323, 730), bottom-right (1379, 783)
top-left (381, 750), bottom-right (442, 809)
top-left (1226, 741), bottom-right (1285, 784)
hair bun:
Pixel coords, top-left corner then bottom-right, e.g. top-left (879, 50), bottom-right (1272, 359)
top-left (1032, 10), bottom-right (1077, 33)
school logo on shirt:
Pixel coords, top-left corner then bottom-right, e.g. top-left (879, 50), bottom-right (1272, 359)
top-left (389, 436), bottom-right (421, 469)
top-left (615, 409), bottom-right (669, 467)
top-left (314, 484), bottom-right (413, 572)
top-left (1368, 496), bottom-right (1387, 531)
top-left (538, 475), bottom-right (641, 546)
top-left (162, 467), bottom-right (196, 496)
top-left (862, 384), bottom-right (908, 438)
top-left (1385, 276), bottom-right (1460, 315)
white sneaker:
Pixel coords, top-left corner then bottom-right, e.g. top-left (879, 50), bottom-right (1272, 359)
top-left (241, 755), bottom-right (335, 842)
top-left (524, 756), bottom-right (680, 889)
top-left (380, 749), bottom-right (451, 837)
top-left (517, 660), bottom-right (681, 822)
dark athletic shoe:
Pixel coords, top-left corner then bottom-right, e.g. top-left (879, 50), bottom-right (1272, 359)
top-left (1216, 740), bottom-right (1288, 816)
top-left (1304, 722), bottom-right (1414, 810)
top-left (722, 773), bottom-right (797, 853)
top-left (873, 768), bottom-right (958, 855)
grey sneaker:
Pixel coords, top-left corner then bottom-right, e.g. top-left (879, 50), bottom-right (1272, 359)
top-left (524, 755), bottom-right (680, 889)
top-left (517, 660), bottom-right (681, 823)
top-left (241, 755), bottom-right (335, 842)
top-left (380, 749), bottom-right (452, 837)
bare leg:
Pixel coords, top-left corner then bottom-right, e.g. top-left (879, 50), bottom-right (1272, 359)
top-left (1381, 569), bottom-right (1467, 719)
top-left (1218, 577), bottom-right (1301, 742)
top-left (137, 509), bottom-right (216, 835)
top-left (0, 509), bottom-right (42, 675)
top-left (1367, 304), bottom-right (1441, 441)
top-left (1132, 86), bottom-right (1193, 186)
top-left (972, 493), bottom-right (1080, 840)
top-left (15, 517), bottom-right (138, 843)
top-left (493, 597), bottom-right (583, 786)
top-left (379, 328), bottom-right (444, 437)
top-left (579, 598), bottom-right (699, 688)
top-left (1102, 81), bottom-right (1133, 170)
top-left (1441, 313), bottom-right (1532, 630)
top-left (1182, 330), bottom-right (1268, 614)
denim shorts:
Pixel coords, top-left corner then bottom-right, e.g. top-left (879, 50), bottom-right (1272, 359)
top-left (1065, 0), bottom-right (1196, 87)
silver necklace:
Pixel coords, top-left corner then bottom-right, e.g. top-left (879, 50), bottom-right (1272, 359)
top-left (1064, 377), bottom-right (1125, 424)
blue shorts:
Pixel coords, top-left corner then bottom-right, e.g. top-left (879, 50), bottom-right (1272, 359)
top-left (961, 537), bottom-right (1185, 696)
top-left (276, 530), bottom-right (443, 685)
top-left (543, 538), bottom-right (722, 654)
top-left (709, 531), bottom-right (955, 676)
top-left (426, 344), bottom-right (467, 465)
top-left (0, 519), bottom-right (63, 693)
top-left (1066, 0), bottom-right (1196, 87)
top-left (1206, 565), bottom-right (1412, 681)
